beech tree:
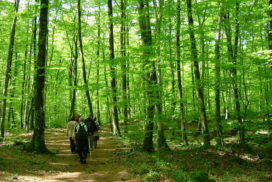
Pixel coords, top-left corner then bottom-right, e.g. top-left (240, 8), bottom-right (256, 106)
top-left (0, 0), bottom-right (20, 138)
top-left (28, 0), bottom-right (49, 153)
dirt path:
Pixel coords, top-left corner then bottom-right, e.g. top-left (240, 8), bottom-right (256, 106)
top-left (1, 128), bottom-right (139, 182)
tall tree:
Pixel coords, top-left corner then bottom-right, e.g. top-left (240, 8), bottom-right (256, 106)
top-left (268, 0), bottom-right (272, 51)
top-left (120, 0), bottom-right (128, 133)
top-left (28, 0), bottom-right (49, 153)
top-left (138, 0), bottom-right (157, 152)
top-left (96, 5), bottom-right (101, 123)
top-left (186, 0), bottom-right (210, 146)
top-left (267, 0), bottom-right (272, 128)
top-left (65, 15), bottom-right (78, 118)
top-left (223, 1), bottom-right (245, 144)
top-left (108, 0), bottom-right (121, 136)
top-left (0, 0), bottom-right (20, 138)
top-left (176, 0), bottom-right (188, 145)
top-left (152, 0), bottom-right (170, 151)
top-left (214, 1), bottom-right (224, 146)
top-left (77, 0), bottom-right (93, 116)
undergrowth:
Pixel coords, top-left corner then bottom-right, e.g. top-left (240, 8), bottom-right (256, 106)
top-left (119, 119), bottom-right (272, 182)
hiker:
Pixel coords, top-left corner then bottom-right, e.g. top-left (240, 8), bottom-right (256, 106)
top-left (74, 117), bottom-right (89, 164)
top-left (67, 115), bottom-right (77, 153)
top-left (92, 117), bottom-right (100, 148)
top-left (84, 115), bottom-right (97, 151)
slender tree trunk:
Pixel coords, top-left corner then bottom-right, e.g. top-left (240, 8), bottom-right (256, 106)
top-left (96, 6), bottom-right (101, 123)
top-left (8, 53), bottom-right (19, 128)
top-left (126, 26), bottom-right (131, 118)
top-left (20, 16), bottom-right (31, 129)
top-left (21, 49), bottom-right (27, 128)
top-left (0, 0), bottom-right (20, 138)
top-left (214, 1), bottom-right (224, 146)
top-left (223, 3), bottom-right (245, 145)
top-left (267, 0), bottom-right (272, 129)
top-left (121, 0), bottom-right (128, 133)
top-left (186, 0), bottom-right (210, 146)
top-left (8, 52), bottom-right (16, 128)
top-left (169, 20), bottom-right (176, 115)
top-left (28, 0), bottom-right (49, 153)
top-left (29, 0), bottom-right (38, 130)
top-left (71, 37), bottom-right (78, 118)
top-left (103, 46), bottom-right (112, 129)
top-left (152, 0), bottom-right (170, 151)
top-left (176, 0), bottom-right (188, 145)
top-left (26, 35), bottom-right (34, 130)
top-left (77, 0), bottom-right (93, 116)
top-left (268, 0), bottom-right (272, 51)
top-left (108, 0), bottom-right (121, 136)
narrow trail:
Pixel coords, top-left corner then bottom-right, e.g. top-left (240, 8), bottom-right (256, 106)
top-left (25, 128), bottom-right (138, 182)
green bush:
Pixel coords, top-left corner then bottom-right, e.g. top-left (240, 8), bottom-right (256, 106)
top-left (171, 170), bottom-right (189, 182)
top-left (190, 171), bottom-right (214, 182)
top-left (264, 142), bottom-right (272, 153)
top-left (130, 165), bottom-right (149, 175)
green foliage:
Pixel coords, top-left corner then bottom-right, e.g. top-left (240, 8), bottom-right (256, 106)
top-left (190, 171), bottom-right (213, 182)
top-left (143, 170), bottom-right (161, 182)
top-left (123, 122), bottom-right (145, 151)
top-left (264, 142), bottom-right (272, 153)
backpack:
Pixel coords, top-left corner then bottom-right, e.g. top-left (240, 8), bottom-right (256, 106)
top-left (84, 118), bottom-right (96, 134)
top-left (75, 123), bottom-right (88, 140)
top-left (94, 121), bottom-right (100, 131)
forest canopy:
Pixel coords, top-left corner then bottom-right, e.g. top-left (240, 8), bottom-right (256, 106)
top-left (0, 0), bottom-right (271, 154)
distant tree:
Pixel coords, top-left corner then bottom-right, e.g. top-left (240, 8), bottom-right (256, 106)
top-left (0, 0), bottom-right (20, 138)
top-left (108, 0), bottom-right (121, 136)
top-left (176, 0), bottom-right (188, 145)
top-left (223, 2), bottom-right (245, 145)
top-left (78, 0), bottom-right (93, 116)
top-left (186, 0), bottom-right (210, 146)
top-left (214, 1), bottom-right (224, 146)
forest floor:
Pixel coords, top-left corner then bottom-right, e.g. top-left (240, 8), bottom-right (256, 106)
top-left (1, 124), bottom-right (272, 181)
top-left (0, 127), bottom-right (140, 182)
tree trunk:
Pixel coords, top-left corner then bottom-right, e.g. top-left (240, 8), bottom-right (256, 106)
top-left (103, 46), bottom-right (112, 129)
top-left (214, 1), bottom-right (224, 146)
top-left (138, 0), bottom-right (157, 152)
top-left (70, 36), bottom-right (78, 118)
top-left (108, 0), bottom-right (121, 136)
top-left (96, 6), bottom-right (101, 123)
top-left (176, 0), bottom-right (188, 145)
top-left (152, 0), bottom-right (170, 151)
top-left (30, 0), bottom-right (38, 129)
top-left (28, 0), bottom-right (49, 153)
top-left (0, 0), bottom-right (20, 138)
top-left (223, 3), bottom-right (245, 145)
top-left (186, 0), bottom-right (210, 146)
top-left (121, 0), bottom-right (128, 133)
top-left (8, 53), bottom-right (19, 128)
top-left (267, 0), bottom-right (272, 129)
top-left (77, 0), bottom-right (93, 116)
top-left (268, 0), bottom-right (272, 51)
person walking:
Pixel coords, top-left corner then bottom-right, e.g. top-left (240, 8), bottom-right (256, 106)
top-left (92, 117), bottom-right (100, 148)
top-left (74, 117), bottom-right (89, 164)
top-left (67, 116), bottom-right (77, 153)
top-left (84, 115), bottom-right (96, 152)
